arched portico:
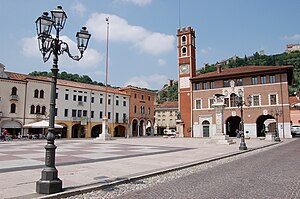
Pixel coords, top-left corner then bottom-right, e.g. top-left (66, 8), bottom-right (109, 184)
top-left (72, 124), bottom-right (86, 138)
top-left (139, 120), bottom-right (145, 136)
top-left (91, 124), bottom-right (102, 138)
top-left (57, 123), bottom-right (68, 138)
top-left (145, 120), bottom-right (153, 136)
top-left (114, 125), bottom-right (126, 137)
top-left (226, 116), bottom-right (241, 137)
top-left (256, 115), bottom-right (275, 137)
top-left (131, 119), bottom-right (138, 137)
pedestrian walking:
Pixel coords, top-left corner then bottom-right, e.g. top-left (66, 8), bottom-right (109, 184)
top-left (1, 129), bottom-right (8, 141)
top-left (236, 129), bottom-right (240, 138)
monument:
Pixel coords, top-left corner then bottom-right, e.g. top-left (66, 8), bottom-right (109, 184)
top-left (211, 94), bottom-right (235, 144)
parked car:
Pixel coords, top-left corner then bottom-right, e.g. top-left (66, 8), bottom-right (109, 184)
top-left (291, 125), bottom-right (300, 137)
top-left (163, 129), bottom-right (177, 136)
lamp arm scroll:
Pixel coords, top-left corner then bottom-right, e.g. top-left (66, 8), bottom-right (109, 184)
top-left (60, 41), bottom-right (83, 61)
top-left (38, 35), bottom-right (54, 63)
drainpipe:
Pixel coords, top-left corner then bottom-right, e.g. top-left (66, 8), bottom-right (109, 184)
top-left (22, 80), bottom-right (28, 136)
top-left (279, 72), bottom-right (285, 138)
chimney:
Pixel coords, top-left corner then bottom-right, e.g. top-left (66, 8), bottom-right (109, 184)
top-left (216, 63), bottom-right (222, 73)
top-left (168, 79), bottom-right (174, 87)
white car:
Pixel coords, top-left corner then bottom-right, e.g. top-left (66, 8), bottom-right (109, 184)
top-left (291, 125), bottom-right (300, 137)
top-left (163, 129), bottom-right (177, 136)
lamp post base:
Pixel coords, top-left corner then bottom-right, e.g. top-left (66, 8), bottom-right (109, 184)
top-left (274, 137), bottom-right (281, 142)
top-left (239, 142), bottom-right (248, 150)
top-left (36, 178), bottom-right (62, 194)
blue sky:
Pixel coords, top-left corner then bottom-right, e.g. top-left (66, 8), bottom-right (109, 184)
top-left (1, 0), bottom-right (300, 90)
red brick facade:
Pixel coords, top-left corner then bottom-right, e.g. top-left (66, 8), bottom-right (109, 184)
top-left (119, 86), bottom-right (157, 136)
top-left (177, 27), bottom-right (196, 137)
top-left (177, 27), bottom-right (294, 138)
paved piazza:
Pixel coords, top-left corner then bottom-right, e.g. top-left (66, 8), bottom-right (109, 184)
top-left (0, 137), bottom-right (289, 199)
top-left (0, 138), bottom-right (191, 173)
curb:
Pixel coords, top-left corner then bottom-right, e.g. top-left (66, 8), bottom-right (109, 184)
top-left (33, 141), bottom-right (281, 199)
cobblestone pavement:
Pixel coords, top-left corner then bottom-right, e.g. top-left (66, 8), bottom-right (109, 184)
top-left (65, 139), bottom-right (300, 199)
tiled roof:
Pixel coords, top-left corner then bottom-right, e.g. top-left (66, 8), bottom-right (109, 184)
top-left (289, 96), bottom-right (300, 106)
top-left (5, 71), bottom-right (129, 95)
top-left (191, 65), bottom-right (294, 81)
top-left (5, 72), bottom-right (30, 81)
top-left (119, 85), bottom-right (157, 94)
top-left (156, 101), bottom-right (178, 108)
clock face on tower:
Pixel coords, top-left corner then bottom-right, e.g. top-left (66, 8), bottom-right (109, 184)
top-left (180, 64), bottom-right (189, 74)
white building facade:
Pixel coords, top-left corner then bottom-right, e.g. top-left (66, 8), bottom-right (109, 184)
top-left (0, 64), bottom-right (130, 138)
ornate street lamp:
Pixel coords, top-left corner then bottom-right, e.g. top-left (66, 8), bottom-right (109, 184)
top-left (270, 107), bottom-right (282, 142)
top-left (35, 5), bottom-right (91, 194)
top-left (236, 90), bottom-right (252, 150)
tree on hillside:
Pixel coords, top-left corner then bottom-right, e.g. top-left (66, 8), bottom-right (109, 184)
top-left (156, 81), bottom-right (178, 104)
top-left (29, 71), bottom-right (105, 86)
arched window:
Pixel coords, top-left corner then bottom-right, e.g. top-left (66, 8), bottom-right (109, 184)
top-left (42, 106), bottom-right (46, 115)
top-left (40, 90), bottom-right (44, 99)
top-left (202, 120), bottom-right (210, 125)
top-left (181, 47), bottom-right (187, 57)
top-left (230, 93), bottom-right (238, 107)
top-left (34, 89), bottom-right (39, 98)
top-left (11, 87), bottom-right (17, 95)
top-left (181, 35), bottom-right (187, 45)
top-left (30, 105), bottom-right (35, 114)
top-left (36, 105), bottom-right (41, 114)
top-left (10, 103), bottom-right (16, 113)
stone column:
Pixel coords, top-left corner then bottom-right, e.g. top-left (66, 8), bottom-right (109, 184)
top-left (215, 105), bottom-right (225, 135)
top-left (176, 119), bottom-right (184, 137)
top-left (211, 98), bottom-right (235, 145)
top-left (95, 117), bottom-right (111, 141)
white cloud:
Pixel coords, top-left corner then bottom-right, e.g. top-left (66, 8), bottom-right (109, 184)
top-left (158, 58), bottom-right (166, 66)
top-left (124, 74), bottom-right (168, 90)
top-left (21, 35), bottom-right (102, 69)
top-left (113, 0), bottom-right (152, 6)
top-left (21, 37), bottom-right (40, 58)
top-left (136, 32), bottom-right (174, 55)
top-left (71, 0), bottom-right (87, 17)
top-left (85, 13), bottom-right (175, 55)
top-left (282, 34), bottom-right (300, 42)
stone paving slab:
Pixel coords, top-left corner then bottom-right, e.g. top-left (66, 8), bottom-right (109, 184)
top-left (0, 137), bottom-right (292, 199)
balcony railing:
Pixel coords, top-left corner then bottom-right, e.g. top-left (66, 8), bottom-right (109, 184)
top-left (10, 95), bottom-right (18, 101)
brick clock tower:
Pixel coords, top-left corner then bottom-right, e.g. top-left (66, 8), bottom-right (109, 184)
top-left (177, 27), bottom-right (196, 137)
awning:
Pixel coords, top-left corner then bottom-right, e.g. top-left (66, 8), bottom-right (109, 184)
top-left (0, 120), bottom-right (22, 128)
top-left (23, 120), bottom-right (63, 129)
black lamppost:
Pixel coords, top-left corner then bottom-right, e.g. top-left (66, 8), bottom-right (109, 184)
top-left (236, 90), bottom-right (252, 150)
top-left (271, 107), bottom-right (282, 142)
top-left (35, 6), bottom-right (91, 194)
